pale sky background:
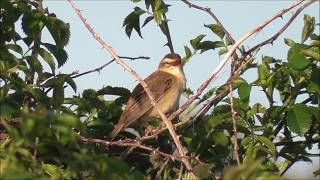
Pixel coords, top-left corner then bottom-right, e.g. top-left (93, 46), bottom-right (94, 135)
top-left (41, 1), bottom-right (319, 179)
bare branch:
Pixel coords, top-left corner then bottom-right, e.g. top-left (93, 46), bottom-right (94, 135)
top-left (167, 0), bottom-right (305, 123)
top-left (75, 133), bottom-right (181, 160)
top-left (67, 0), bottom-right (195, 177)
top-left (71, 56), bottom-right (150, 79)
top-left (246, 0), bottom-right (319, 56)
top-left (228, 83), bottom-right (241, 165)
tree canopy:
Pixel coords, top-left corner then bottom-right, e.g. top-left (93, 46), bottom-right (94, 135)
top-left (0, 0), bottom-right (319, 179)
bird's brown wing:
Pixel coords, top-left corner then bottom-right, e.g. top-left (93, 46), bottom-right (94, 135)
top-left (108, 71), bottom-right (176, 139)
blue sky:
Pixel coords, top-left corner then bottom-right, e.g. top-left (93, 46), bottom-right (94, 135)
top-left (42, 1), bottom-right (319, 178)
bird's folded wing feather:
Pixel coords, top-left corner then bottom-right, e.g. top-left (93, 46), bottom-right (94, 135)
top-left (118, 70), bottom-right (176, 126)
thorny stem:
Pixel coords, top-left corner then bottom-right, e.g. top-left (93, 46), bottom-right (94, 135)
top-left (67, 0), bottom-right (195, 177)
top-left (245, 0), bottom-right (319, 56)
top-left (167, 0), bottom-right (305, 124)
top-left (228, 83), bottom-right (241, 166)
top-left (70, 56), bottom-right (150, 79)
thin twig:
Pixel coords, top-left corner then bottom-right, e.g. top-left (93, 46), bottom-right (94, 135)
top-left (67, 1), bottom-right (195, 177)
top-left (246, 0), bottom-right (319, 56)
top-left (76, 133), bottom-right (181, 161)
top-left (70, 56), bottom-right (150, 79)
top-left (228, 83), bottom-right (240, 165)
top-left (181, 0), bottom-right (235, 45)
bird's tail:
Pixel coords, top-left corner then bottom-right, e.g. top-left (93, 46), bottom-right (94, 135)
top-left (108, 124), bottom-right (124, 141)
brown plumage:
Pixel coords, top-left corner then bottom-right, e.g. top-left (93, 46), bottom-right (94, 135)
top-left (108, 54), bottom-right (186, 140)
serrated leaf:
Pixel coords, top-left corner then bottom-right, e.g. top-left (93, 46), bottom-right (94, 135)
top-left (42, 43), bottom-right (68, 68)
top-left (151, 0), bottom-right (169, 25)
top-left (190, 34), bottom-right (205, 50)
top-left (53, 85), bottom-right (64, 107)
top-left (5, 44), bottom-right (23, 54)
top-left (97, 86), bottom-right (131, 98)
top-left (204, 24), bottom-right (225, 39)
top-left (307, 66), bottom-right (320, 93)
top-left (64, 76), bottom-right (77, 93)
top-left (288, 44), bottom-right (310, 71)
top-left (123, 7), bottom-right (146, 38)
top-left (301, 15), bottom-right (315, 43)
top-left (25, 56), bottom-right (43, 75)
top-left (256, 136), bottom-right (276, 158)
top-left (39, 48), bottom-right (55, 73)
top-left (21, 11), bottom-right (44, 38)
top-left (45, 16), bottom-right (70, 47)
top-left (287, 104), bottom-right (312, 136)
top-left (23, 85), bottom-right (49, 103)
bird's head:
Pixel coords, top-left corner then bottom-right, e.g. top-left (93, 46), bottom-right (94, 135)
top-left (158, 53), bottom-right (182, 70)
top-left (158, 54), bottom-right (185, 81)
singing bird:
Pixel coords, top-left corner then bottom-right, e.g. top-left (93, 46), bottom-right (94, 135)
top-left (108, 53), bottom-right (186, 140)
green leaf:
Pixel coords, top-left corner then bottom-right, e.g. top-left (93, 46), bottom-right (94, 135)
top-left (151, 0), bottom-right (168, 25)
top-left (212, 131), bottom-right (229, 146)
top-left (301, 15), bottom-right (315, 43)
top-left (182, 88), bottom-right (193, 98)
top-left (123, 7), bottom-right (146, 38)
top-left (0, 104), bottom-right (15, 119)
top-left (198, 41), bottom-right (224, 53)
top-left (5, 44), bottom-right (23, 55)
top-left (53, 85), bottom-right (64, 107)
top-left (44, 16), bottom-right (70, 47)
top-left (257, 64), bottom-right (269, 87)
top-left (38, 48), bottom-right (55, 73)
top-left (184, 45), bottom-right (192, 59)
top-left (301, 47), bottom-right (320, 60)
top-left (287, 104), bottom-right (312, 136)
top-left (142, 16), bottom-right (153, 28)
top-left (64, 76), bottom-right (77, 93)
top-left (288, 44), bottom-right (310, 71)
top-left (21, 12), bottom-right (44, 38)
top-left (238, 81), bottom-right (251, 103)
top-left (194, 164), bottom-right (210, 179)
top-left (218, 48), bottom-right (228, 56)
top-left (199, 87), bottom-right (217, 104)
top-left (284, 38), bottom-right (296, 47)
top-left (25, 56), bottom-right (43, 75)
top-left (262, 56), bottom-right (275, 65)
top-left (225, 35), bottom-right (233, 45)
top-left (204, 24), bottom-right (225, 39)
top-left (97, 86), bottom-right (131, 98)
top-left (256, 136), bottom-right (276, 158)
top-left (42, 43), bottom-right (68, 68)
top-left (190, 34), bottom-right (205, 50)
top-left (307, 66), bottom-right (320, 92)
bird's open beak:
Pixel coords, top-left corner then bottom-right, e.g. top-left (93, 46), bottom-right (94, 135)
top-left (170, 60), bottom-right (181, 67)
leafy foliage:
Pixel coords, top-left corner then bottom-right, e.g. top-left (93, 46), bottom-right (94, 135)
top-left (1, 0), bottom-right (319, 179)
